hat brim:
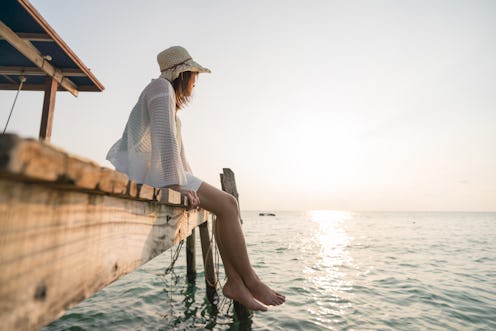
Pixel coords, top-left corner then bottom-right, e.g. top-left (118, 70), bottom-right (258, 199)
top-left (183, 59), bottom-right (211, 74)
top-left (160, 59), bottom-right (211, 82)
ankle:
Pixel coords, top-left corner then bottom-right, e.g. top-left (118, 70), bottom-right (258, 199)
top-left (243, 271), bottom-right (261, 288)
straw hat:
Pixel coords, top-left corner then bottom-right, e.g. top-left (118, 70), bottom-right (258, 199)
top-left (157, 46), bottom-right (211, 82)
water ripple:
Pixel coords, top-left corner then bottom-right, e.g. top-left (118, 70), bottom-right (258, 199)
top-left (42, 211), bottom-right (496, 330)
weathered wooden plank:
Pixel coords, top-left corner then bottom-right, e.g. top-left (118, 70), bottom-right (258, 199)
top-left (98, 167), bottom-right (128, 195)
top-left (160, 188), bottom-right (182, 205)
top-left (127, 180), bottom-right (138, 198)
top-left (0, 66), bottom-right (86, 76)
top-left (137, 183), bottom-right (155, 200)
top-left (220, 168), bottom-right (239, 201)
top-left (0, 135), bottom-right (184, 204)
top-left (0, 134), bottom-right (65, 181)
top-left (0, 178), bottom-right (207, 331)
top-left (0, 33), bottom-right (52, 42)
top-left (64, 154), bottom-right (101, 189)
top-left (0, 134), bottom-right (102, 188)
top-left (154, 188), bottom-right (162, 202)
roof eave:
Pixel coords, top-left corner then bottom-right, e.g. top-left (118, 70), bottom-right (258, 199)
top-left (18, 0), bottom-right (105, 92)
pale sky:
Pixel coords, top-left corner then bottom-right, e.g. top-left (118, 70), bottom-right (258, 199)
top-left (2, 0), bottom-right (495, 211)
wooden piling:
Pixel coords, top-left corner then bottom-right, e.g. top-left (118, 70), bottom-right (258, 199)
top-left (199, 219), bottom-right (217, 302)
top-left (186, 228), bottom-right (196, 282)
top-left (220, 168), bottom-right (239, 200)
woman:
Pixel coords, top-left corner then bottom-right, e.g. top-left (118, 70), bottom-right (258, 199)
top-left (107, 46), bottom-right (285, 311)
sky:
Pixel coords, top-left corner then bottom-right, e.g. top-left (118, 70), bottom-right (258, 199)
top-left (1, 0), bottom-right (495, 211)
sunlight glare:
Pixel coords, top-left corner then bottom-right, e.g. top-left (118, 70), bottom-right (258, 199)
top-left (305, 210), bottom-right (355, 318)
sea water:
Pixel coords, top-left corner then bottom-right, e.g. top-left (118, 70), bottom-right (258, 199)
top-left (43, 211), bottom-right (496, 330)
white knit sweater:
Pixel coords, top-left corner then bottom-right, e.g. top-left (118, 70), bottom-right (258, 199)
top-left (106, 77), bottom-right (192, 188)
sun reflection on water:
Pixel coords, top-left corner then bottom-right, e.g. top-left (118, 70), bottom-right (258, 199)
top-left (304, 210), bottom-right (355, 324)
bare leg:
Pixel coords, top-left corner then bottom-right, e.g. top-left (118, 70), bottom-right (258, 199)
top-left (197, 182), bottom-right (285, 309)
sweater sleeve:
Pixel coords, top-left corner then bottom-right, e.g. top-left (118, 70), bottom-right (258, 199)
top-left (180, 142), bottom-right (193, 173)
top-left (176, 117), bottom-right (193, 174)
top-left (145, 85), bottom-right (187, 187)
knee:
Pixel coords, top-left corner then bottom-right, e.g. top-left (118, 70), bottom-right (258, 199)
top-left (219, 193), bottom-right (239, 218)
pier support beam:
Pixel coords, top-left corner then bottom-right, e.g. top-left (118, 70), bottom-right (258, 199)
top-left (39, 76), bottom-right (57, 141)
top-left (186, 229), bottom-right (196, 282)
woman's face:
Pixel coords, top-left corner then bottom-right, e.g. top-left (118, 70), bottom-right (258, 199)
top-left (187, 73), bottom-right (198, 96)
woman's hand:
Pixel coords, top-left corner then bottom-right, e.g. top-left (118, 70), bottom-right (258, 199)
top-left (182, 189), bottom-right (200, 210)
top-left (168, 185), bottom-right (200, 210)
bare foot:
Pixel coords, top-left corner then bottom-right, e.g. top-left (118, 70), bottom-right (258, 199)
top-left (223, 278), bottom-right (268, 311)
top-left (246, 279), bottom-right (286, 306)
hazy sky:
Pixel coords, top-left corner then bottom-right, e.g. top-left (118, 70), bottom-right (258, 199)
top-left (2, 0), bottom-right (495, 211)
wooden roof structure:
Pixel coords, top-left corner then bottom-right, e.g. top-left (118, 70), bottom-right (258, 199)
top-left (0, 0), bottom-right (104, 140)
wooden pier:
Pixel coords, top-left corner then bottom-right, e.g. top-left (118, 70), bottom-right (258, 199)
top-left (0, 134), bottom-right (219, 330)
top-left (0, 3), bottom-right (250, 329)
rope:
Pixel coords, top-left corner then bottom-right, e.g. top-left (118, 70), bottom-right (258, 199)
top-left (163, 240), bottom-right (184, 276)
top-left (159, 213), bottom-right (234, 314)
top-left (205, 215), bottom-right (220, 288)
top-left (161, 239), bottom-right (184, 321)
top-left (208, 215), bottom-right (234, 313)
top-left (2, 76), bottom-right (26, 134)
top-left (205, 215), bottom-right (228, 294)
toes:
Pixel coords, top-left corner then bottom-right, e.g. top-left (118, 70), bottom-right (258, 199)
top-left (273, 291), bottom-right (286, 304)
top-left (267, 292), bottom-right (285, 306)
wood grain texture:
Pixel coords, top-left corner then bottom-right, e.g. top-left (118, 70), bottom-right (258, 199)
top-left (0, 178), bottom-right (207, 331)
top-left (137, 183), bottom-right (155, 200)
top-left (220, 168), bottom-right (239, 200)
top-left (0, 134), bottom-right (65, 182)
top-left (160, 188), bottom-right (182, 205)
top-left (0, 135), bottom-right (186, 206)
top-left (0, 134), bottom-right (207, 330)
top-left (98, 167), bottom-right (128, 195)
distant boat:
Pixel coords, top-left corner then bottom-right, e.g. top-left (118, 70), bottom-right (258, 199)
top-left (259, 212), bottom-right (276, 216)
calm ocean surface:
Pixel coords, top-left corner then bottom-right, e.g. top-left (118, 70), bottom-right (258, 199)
top-left (43, 211), bottom-right (496, 330)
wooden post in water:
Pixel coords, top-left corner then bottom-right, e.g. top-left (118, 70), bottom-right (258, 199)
top-left (220, 168), bottom-right (251, 317)
top-left (199, 218), bottom-right (217, 302)
top-left (186, 228), bottom-right (196, 282)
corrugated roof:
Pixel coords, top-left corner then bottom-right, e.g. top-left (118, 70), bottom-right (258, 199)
top-left (0, 0), bottom-right (104, 95)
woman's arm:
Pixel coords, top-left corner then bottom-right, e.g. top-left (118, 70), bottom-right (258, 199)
top-left (146, 84), bottom-right (187, 187)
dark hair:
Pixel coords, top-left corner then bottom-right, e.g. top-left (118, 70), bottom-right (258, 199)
top-left (172, 71), bottom-right (196, 110)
